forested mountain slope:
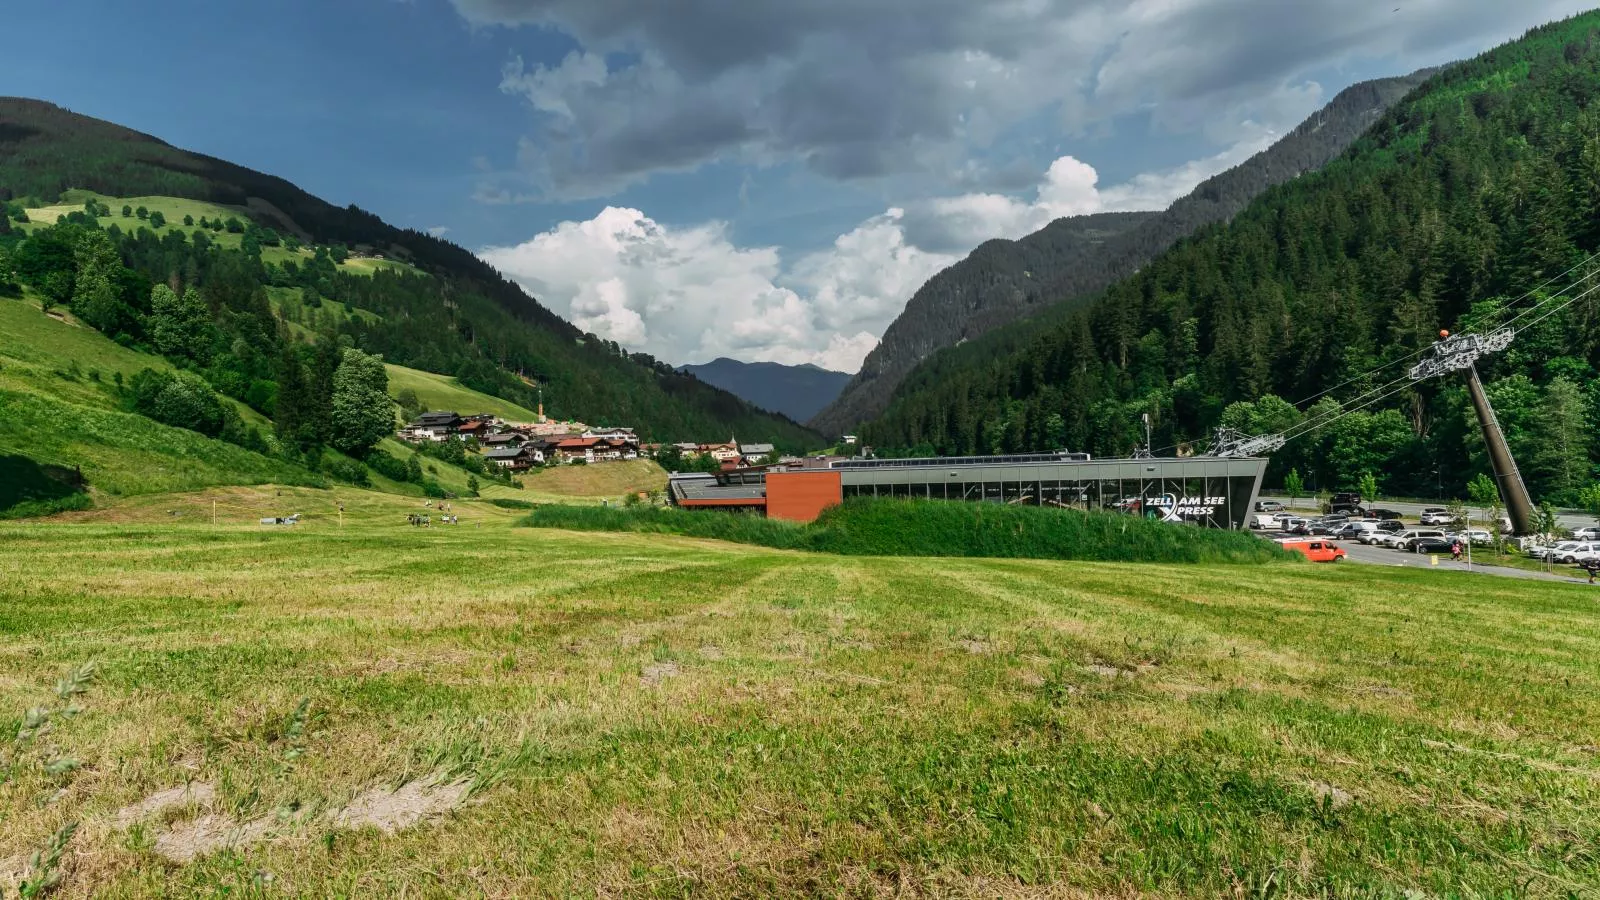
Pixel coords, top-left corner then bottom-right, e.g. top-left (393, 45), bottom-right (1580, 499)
top-left (679, 358), bottom-right (850, 422)
top-left (862, 12), bottom-right (1600, 506)
top-left (813, 68), bottom-right (1436, 436)
top-left (0, 99), bottom-right (817, 446)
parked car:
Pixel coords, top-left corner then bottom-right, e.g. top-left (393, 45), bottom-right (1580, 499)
top-left (1358, 521), bottom-right (1405, 544)
top-left (1329, 492), bottom-right (1364, 513)
top-left (1418, 507), bottom-right (1455, 526)
top-left (1530, 541), bottom-right (1582, 561)
top-left (1363, 508), bottom-right (1403, 521)
top-left (1278, 516), bottom-right (1308, 533)
top-left (1250, 513), bottom-right (1279, 530)
top-left (1455, 528), bottom-right (1493, 545)
top-left (1255, 500), bottom-right (1285, 513)
top-left (1572, 526), bottom-right (1600, 542)
top-left (1375, 528), bottom-right (1445, 551)
top-left (1336, 521), bottom-right (1380, 540)
top-left (1411, 535), bottom-right (1459, 555)
top-left (1549, 542), bottom-right (1600, 564)
top-left (1396, 529), bottom-right (1450, 551)
top-left (1281, 540), bottom-right (1347, 563)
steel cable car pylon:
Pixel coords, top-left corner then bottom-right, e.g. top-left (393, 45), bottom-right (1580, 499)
top-left (1409, 328), bottom-right (1534, 536)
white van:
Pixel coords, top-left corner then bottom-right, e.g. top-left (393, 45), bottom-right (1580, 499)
top-left (1338, 521), bottom-right (1380, 539)
top-left (1250, 513), bottom-right (1279, 530)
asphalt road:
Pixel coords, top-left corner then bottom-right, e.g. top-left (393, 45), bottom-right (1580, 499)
top-left (1266, 529), bottom-right (1596, 583)
top-left (1259, 494), bottom-right (1596, 531)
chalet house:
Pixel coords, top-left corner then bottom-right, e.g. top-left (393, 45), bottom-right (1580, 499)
top-left (700, 440), bottom-right (741, 464)
top-left (456, 419), bottom-right (490, 440)
top-left (480, 432), bottom-right (526, 448)
top-left (672, 442), bottom-right (700, 458)
top-left (408, 411), bottom-right (463, 442)
top-left (583, 426), bottom-right (636, 441)
top-left (738, 442), bottom-right (775, 464)
top-left (554, 437), bottom-right (602, 464)
top-left (483, 444), bottom-right (543, 470)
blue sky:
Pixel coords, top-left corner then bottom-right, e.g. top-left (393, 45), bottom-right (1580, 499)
top-left (5, 0), bottom-right (1593, 370)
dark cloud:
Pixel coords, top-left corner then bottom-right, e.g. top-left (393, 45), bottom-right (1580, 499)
top-left (455, 0), bottom-right (1592, 199)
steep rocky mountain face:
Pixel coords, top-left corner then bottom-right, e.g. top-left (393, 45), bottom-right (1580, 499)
top-left (0, 98), bottom-right (819, 445)
top-left (810, 67), bottom-right (1437, 437)
top-left (679, 358), bottom-right (851, 423)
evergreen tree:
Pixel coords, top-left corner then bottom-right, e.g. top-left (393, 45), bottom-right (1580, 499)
top-left (121, 204), bottom-right (132, 218)
top-left (1531, 376), bottom-right (1592, 503)
top-left (70, 229), bottom-right (130, 336)
top-left (147, 284), bottom-right (211, 358)
top-left (328, 348), bottom-right (392, 456)
top-left (273, 346), bottom-right (316, 452)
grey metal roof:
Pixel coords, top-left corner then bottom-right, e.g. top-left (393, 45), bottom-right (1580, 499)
top-left (483, 446), bottom-right (532, 459)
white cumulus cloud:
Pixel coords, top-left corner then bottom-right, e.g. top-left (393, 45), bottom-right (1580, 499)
top-left (478, 208), bottom-right (956, 373)
top-left (477, 137), bottom-right (1299, 370)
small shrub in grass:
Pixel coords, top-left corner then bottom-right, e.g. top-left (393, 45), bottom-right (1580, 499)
top-left (490, 498), bottom-right (535, 510)
top-left (522, 497), bottom-right (1294, 564)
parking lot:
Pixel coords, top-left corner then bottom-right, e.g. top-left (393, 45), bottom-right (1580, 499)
top-left (1255, 507), bottom-right (1598, 584)
top-left (1335, 538), bottom-right (1592, 583)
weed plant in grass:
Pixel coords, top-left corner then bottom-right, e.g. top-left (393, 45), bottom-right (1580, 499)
top-left (523, 497), bottom-right (1295, 563)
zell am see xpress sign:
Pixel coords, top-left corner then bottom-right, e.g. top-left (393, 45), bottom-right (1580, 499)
top-left (1146, 494), bottom-right (1226, 522)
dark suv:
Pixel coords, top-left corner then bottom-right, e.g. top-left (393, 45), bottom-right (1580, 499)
top-left (1329, 492), bottom-right (1364, 513)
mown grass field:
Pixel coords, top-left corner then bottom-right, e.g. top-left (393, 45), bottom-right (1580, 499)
top-left (384, 363), bottom-right (542, 422)
top-left (518, 458), bottom-right (667, 501)
top-left (1, 497), bottom-right (1597, 897)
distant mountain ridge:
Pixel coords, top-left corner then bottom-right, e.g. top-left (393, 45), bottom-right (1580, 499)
top-left (809, 66), bottom-right (1438, 436)
top-left (680, 358), bottom-right (851, 423)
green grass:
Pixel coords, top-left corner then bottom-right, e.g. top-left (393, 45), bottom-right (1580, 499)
top-left (19, 192), bottom-right (421, 277)
top-left (517, 458), bottom-right (667, 501)
top-left (0, 388), bottom-right (323, 499)
top-left (0, 504), bottom-right (1597, 895)
top-left (0, 295), bottom-right (509, 509)
top-left (384, 362), bottom-right (542, 421)
top-left (524, 497), bottom-right (1296, 564)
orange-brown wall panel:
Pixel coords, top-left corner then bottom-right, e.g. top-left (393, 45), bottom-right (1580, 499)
top-left (766, 471), bottom-right (842, 523)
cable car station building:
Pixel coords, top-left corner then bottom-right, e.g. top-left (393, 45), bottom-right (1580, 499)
top-left (669, 452), bottom-right (1268, 528)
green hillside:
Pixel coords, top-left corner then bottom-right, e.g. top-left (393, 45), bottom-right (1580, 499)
top-left (0, 293), bottom-right (321, 510)
top-left (0, 290), bottom-right (531, 513)
top-left (0, 98), bottom-right (819, 447)
top-left (864, 11), bottom-right (1600, 505)
top-left (384, 363), bottom-right (541, 421)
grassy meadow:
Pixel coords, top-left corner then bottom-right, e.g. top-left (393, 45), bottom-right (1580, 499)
top-left (1, 492), bottom-right (1598, 896)
top-left (525, 499), bottom-right (1296, 564)
top-left (18, 192), bottom-right (419, 277)
top-left (384, 363), bottom-right (542, 422)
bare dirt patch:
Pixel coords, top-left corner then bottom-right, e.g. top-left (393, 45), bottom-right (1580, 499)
top-left (1307, 781), bottom-right (1354, 808)
top-left (120, 775), bottom-right (473, 863)
top-left (640, 661), bottom-right (681, 686)
top-left (332, 777), bottom-right (473, 835)
top-left (155, 813), bottom-right (276, 863)
top-left (114, 781), bottom-right (216, 828)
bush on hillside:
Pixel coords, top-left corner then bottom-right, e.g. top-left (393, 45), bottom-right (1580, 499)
top-left (521, 497), bottom-right (1293, 564)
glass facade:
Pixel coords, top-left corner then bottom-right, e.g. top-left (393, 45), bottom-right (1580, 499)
top-left (837, 457), bottom-right (1266, 529)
